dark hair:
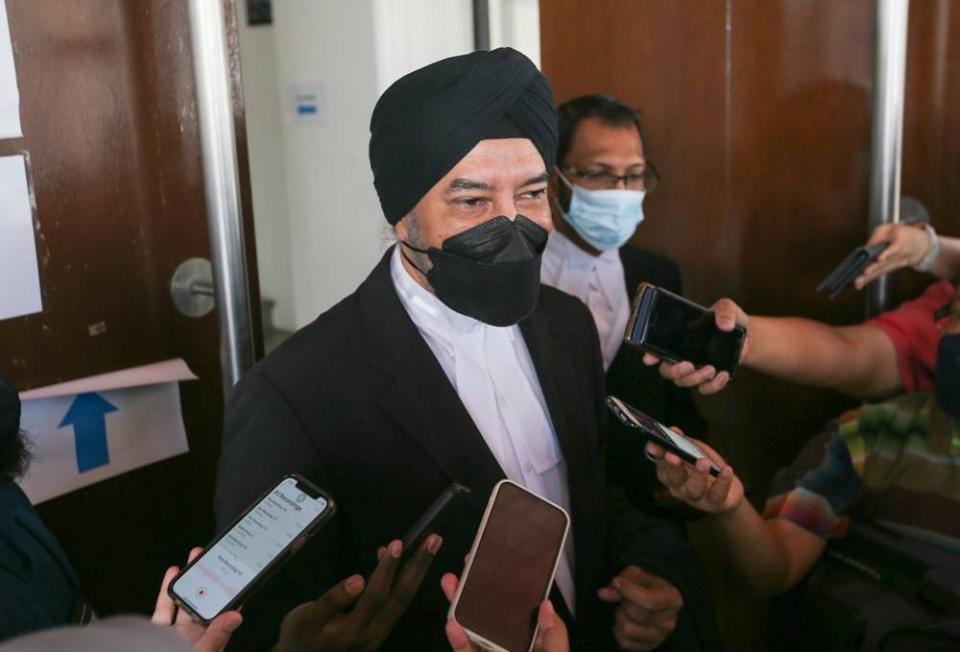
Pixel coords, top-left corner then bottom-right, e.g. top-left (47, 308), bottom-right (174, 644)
top-left (0, 428), bottom-right (31, 482)
top-left (556, 94), bottom-right (646, 167)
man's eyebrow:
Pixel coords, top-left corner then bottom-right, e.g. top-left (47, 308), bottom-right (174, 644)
top-left (446, 178), bottom-right (491, 192)
top-left (519, 171), bottom-right (550, 187)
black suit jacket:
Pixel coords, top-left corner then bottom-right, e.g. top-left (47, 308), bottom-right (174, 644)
top-left (606, 247), bottom-right (707, 511)
top-left (214, 248), bottom-right (717, 651)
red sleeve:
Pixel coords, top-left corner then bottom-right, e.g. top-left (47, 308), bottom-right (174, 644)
top-left (868, 280), bottom-right (954, 392)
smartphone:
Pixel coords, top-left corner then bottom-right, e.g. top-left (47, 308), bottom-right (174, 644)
top-left (625, 283), bottom-right (746, 377)
top-left (449, 480), bottom-right (570, 652)
top-left (400, 483), bottom-right (471, 561)
top-left (607, 395), bottom-right (721, 477)
top-left (816, 242), bottom-right (888, 298)
top-left (168, 474), bottom-right (335, 623)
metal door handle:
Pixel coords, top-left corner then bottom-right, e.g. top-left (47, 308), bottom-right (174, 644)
top-left (171, 257), bottom-right (215, 317)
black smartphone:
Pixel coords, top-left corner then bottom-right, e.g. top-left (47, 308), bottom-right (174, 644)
top-left (400, 483), bottom-right (471, 560)
top-left (816, 242), bottom-right (888, 298)
top-left (168, 474), bottom-right (335, 623)
top-left (606, 395), bottom-right (721, 477)
top-left (449, 480), bottom-right (570, 652)
top-left (625, 283), bottom-right (746, 377)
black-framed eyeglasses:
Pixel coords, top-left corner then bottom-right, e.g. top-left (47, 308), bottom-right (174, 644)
top-left (563, 163), bottom-right (660, 192)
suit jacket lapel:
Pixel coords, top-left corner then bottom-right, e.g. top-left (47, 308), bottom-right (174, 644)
top-left (359, 249), bottom-right (505, 509)
top-left (520, 306), bottom-right (600, 610)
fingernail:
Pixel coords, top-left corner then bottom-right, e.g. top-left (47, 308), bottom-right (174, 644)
top-left (612, 579), bottom-right (622, 591)
top-left (377, 546), bottom-right (386, 560)
top-left (224, 615), bottom-right (242, 632)
top-left (427, 534), bottom-right (443, 554)
top-left (345, 575), bottom-right (365, 595)
top-left (390, 539), bottom-right (402, 558)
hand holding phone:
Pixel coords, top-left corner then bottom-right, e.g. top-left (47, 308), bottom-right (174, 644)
top-left (274, 536), bottom-right (443, 652)
top-left (400, 483), bottom-right (470, 562)
top-left (441, 574), bottom-right (570, 652)
top-left (168, 475), bottom-right (335, 623)
top-left (606, 396), bottom-right (721, 476)
top-left (448, 480), bottom-right (570, 652)
top-left (626, 283), bottom-right (746, 377)
top-left (817, 242), bottom-right (888, 297)
top-left (646, 438), bottom-right (745, 516)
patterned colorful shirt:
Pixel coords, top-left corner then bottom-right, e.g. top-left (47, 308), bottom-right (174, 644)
top-left (764, 393), bottom-right (960, 550)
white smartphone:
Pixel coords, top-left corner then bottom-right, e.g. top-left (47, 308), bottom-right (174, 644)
top-left (448, 480), bottom-right (570, 652)
top-left (168, 474), bottom-right (335, 623)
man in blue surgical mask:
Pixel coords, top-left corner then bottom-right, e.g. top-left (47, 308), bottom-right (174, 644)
top-left (541, 94), bottom-right (706, 511)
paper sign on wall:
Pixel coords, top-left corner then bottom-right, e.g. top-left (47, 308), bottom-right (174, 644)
top-left (0, 154), bottom-right (41, 322)
top-left (0, 0), bottom-right (22, 138)
top-left (17, 359), bottom-right (196, 504)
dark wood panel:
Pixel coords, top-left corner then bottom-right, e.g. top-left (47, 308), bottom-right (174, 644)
top-left (0, 0), bottom-right (259, 616)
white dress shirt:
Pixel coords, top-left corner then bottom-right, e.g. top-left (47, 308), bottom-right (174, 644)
top-left (541, 230), bottom-right (630, 370)
top-left (390, 247), bottom-right (576, 612)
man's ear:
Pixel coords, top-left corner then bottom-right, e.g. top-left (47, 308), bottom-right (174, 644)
top-left (394, 215), bottom-right (410, 242)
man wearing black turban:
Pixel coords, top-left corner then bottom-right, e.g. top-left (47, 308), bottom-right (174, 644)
top-left (215, 48), bottom-right (717, 651)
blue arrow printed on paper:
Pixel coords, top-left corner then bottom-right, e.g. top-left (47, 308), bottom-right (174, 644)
top-left (59, 393), bottom-right (117, 473)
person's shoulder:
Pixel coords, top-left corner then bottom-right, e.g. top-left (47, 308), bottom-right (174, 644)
top-left (619, 245), bottom-right (682, 291)
top-left (539, 283), bottom-right (593, 323)
top-left (247, 292), bottom-right (365, 389)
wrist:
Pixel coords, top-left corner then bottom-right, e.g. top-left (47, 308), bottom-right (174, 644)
top-left (913, 223), bottom-right (941, 272)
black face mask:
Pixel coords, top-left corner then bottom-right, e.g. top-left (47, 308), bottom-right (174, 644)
top-left (935, 333), bottom-right (960, 420)
top-left (402, 215), bottom-right (548, 326)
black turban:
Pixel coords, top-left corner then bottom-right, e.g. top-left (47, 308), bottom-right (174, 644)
top-left (369, 47), bottom-right (558, 225)
top-left (0, 369), bottom-right (20, 450)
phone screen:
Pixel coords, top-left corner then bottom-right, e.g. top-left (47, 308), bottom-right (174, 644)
top-left (620, 399), bottom-right (711, 461)
top-left (171, 476), bottom-right (330, 621)
top-left (647, 290), bottom-right (743, 373)
top-left (454, 482), bottom-right (569, 652)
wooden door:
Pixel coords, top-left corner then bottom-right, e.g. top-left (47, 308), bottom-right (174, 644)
top-left (0, 0), bottom-right (260, 615)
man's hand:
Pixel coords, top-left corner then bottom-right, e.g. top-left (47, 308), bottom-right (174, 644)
top-left (152, 548), bottom-right (243, 652)
top-left (440, 573), bottom-right (569, 652)
top-left (854, 222), bottom-right (931, 289)
top-left (642, 298), bottom-right (750, 395)
top-left (273, 535), bottom-right (442, 652)
top-left (597, 566), bottom-right (683, 651)
top-left (647, 438), bottom-right (744, 515)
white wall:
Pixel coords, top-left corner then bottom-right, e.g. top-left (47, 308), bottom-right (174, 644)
top-left (240, 0), bottom-right (542, 331)
top-left (237, 2), bottom-right (296, 331)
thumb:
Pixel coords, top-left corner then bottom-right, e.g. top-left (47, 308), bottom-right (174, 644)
top-left (535, 601), bottom-right (569, 652)
top-left (193, 611), bottom-right (242, 652)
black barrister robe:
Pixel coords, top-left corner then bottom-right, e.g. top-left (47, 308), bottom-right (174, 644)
top-left (214, 247), bottom-right (719, 651)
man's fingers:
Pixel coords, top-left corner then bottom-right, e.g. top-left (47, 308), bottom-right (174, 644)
top-left (151, 565), bottom-right (180, 625)
top-left (441, 572), bottom-right (460, 602)
top-left (446, 619), bottom-right (476, 652)
top-left (193, 611), bottom-right (243, 652)
top-left (378, 535), bottom-right (442, 623)
top-left (642, 352), bottom-right (660, 366)
top-left (707, 466), bottom-right (735, 506)
top-left (698, 371), bottom-right (729, 395)
top-left (535, 600), bottom-right (570, 652)
top-left (306, 574), bottom-right (366, 623)
top-left (670, 364), bottom-right (716, 388)
top-left (187, 547), bottom-right (204, 564)
top-left (680, 466), bottom-right (709, 502)
top-left (350, 539), bottom-right (403, 626)
top-left (597, 586), bottom-right (622, 603)
top-left (616, 609), bottom-right (666, 645)
top-left (614, 571), bottom-right (683, 613)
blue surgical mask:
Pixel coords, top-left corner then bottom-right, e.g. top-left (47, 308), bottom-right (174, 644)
top-left (935, 333), bottom-right (960, 420)
top-left (556, 170), bottom-right (645, 251)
